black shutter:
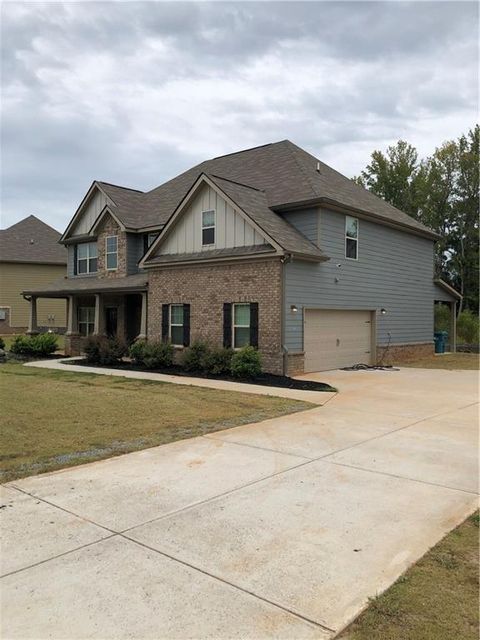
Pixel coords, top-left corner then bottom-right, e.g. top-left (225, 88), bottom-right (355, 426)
top-left (162, 304), bottom-right (169, 342)
top-left (223, 303), bottom-right (232, 348)
top-left (73, 244), bottom-right (78, 275)
top-left (250, 302), bottom-right (259, 348)
top-left (183, 304), bottom-right (190, 347)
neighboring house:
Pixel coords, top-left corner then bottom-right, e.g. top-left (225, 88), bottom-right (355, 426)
top-left (0, 215), bottom-right (67, 334)
top-left (23, 141), bottom-right (460, 373)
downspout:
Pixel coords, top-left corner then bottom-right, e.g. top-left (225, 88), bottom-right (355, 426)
top-left (280, 253), bottom-right (293, 376)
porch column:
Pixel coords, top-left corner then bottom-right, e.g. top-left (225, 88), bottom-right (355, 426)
top-left (451, 301), bottom-right (457, 353)
top-left (26, 296), bottom-right (39, 334)
top-left (94, 294), bottom-right (105, 336)
top-left (137, 292), bottom-right (147, 340)
top-left (66, 295), bottom-right (78, 335)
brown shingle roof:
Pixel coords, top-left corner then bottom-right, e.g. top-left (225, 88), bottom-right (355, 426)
top-left (91, 140), bottom-right (437, 241)
top-left (22, 272), bottom-right (148, 296)
top-left (0, 215), bottom-right (66, 265)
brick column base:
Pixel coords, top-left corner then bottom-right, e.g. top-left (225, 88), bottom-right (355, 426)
top-left (376, 342), bottom-right (434, 365)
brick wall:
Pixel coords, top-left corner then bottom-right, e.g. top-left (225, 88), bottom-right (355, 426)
top-left (376, 342), bottom-right (434, 365)
top-left (96, 215), bottom-right (127, 278)
top-left (286, 352), bottom-right (305, 376)
top-left (148, 258), bottom-right (284, 374)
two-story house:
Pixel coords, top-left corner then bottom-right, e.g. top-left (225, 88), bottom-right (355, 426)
top-left (23, 140), bottom-right (460, 374)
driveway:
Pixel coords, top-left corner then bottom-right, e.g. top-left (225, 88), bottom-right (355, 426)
top-left (1, 367), bottom-right (478, 639)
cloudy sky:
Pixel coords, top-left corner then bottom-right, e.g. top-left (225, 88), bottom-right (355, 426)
top-left (1, 1), bottom-right (478, 231)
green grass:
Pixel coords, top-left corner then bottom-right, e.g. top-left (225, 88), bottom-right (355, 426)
top-left (0, 362), bottom-right (314, 482)
top-left (402, 352), bottom-right (479, 370)
top-left (341, 512), bottom-right (479, 640)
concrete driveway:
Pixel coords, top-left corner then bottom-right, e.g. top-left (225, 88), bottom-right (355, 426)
top-left (1, 367), bottom-right (478, 639)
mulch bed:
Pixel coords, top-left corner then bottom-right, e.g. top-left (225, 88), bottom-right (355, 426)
top-left (68, 359), bottom-right (335, 392)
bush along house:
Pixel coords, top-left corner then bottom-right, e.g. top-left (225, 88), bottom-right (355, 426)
top-left (23, 140), bottom-right (461, 374)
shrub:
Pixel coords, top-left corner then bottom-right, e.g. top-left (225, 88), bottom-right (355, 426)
top-left (457, 309), bottom-right (480, 345)
top-left (141, 341), bottom-right (174, 369)
top-left (181, 341), bottom-right (210, 372)
top-left (230, 346), bottom-right (262, 379)
top-left (434, 303), bottom-right (450, 333)
top-left (0, 336), bottom-right (4, 350)
top-left (10, 333), bottom-right (58, 357)
top-left (84, 335), bottom-right (127, 365)
top-left (129, 339), bottom-right (147, 365)
top-left (203, 347), bottom-right (234, 375)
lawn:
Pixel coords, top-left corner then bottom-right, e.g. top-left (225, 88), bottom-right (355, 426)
top-left (341, 512), bottom-right (479, 640)
top-left (0, 362), bottom-right (313, 481)
top-left (403, 352), bottom-right (479, 370)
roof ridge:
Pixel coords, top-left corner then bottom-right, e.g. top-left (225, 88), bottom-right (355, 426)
top-left (284, 141), bottom-right (323, 198)
top-left (209, 174), bottom-right (265, 193)
top-left (210, 141), bottom-right (277, 161)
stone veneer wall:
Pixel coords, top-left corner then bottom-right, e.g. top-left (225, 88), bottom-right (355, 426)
top-left (376, 342), bottom-right (434, 365)
top-left (148, 258), bottom-right (284, 375)
top-left (96, 214), bottom-right (128, 278)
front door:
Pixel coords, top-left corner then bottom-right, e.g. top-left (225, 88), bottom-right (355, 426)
top-left (105, 307), bottom-right (118, 338)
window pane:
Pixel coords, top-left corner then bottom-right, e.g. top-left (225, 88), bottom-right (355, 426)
top-left (234, 304), bottom-right (250, 326)
top-left (346, 216), bottom-right (358, 239)
top-left (78, 244), bottom-right (88, 259)
top-left (88, 242), bottom-right (98, 258)
top-left (202, 210), bottom-right (215, 227)
top-left (171, 326), bottom-right (183, 345)
top-left (170, 304), bottom-right (184, 325)
top-left (78, 307), bottom-right (87, 322)
top-left (78, 259), bottom-right (87, 274)
top-left (87, 321), bottom-right (95, 336)
top-left (106, 253), bottom-right (117, 269)
top-left (147, 233), bottom-right (158, 247)
top-left (87, 308), bottom-right (95, 323)
top-left (202, 227), bottom-right (215, 245)
top-left (346, 238), bottom-right (357, 259)
top-left (234, 327), bottom-right (250, 348)
top-left (89, 257), bottom-right (98, 272)
top-left (106, 236), bottom-right (117, 252)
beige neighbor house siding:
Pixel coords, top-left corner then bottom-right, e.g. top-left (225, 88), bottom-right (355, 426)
top-left (0, 263), bottom-right (67, 332)
top-left (148, 258), bottom-right (284, 374)
top-left (159, 183), bottom-right (267, 255)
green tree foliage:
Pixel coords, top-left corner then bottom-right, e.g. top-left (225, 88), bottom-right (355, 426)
top-left (354, 126), bottom-right (479, 313)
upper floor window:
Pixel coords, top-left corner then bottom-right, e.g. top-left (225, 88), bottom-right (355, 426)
top-left (77, 242), bottom-right (97, 274)
top-left (143, 232), bottom-right (159, 254)
top-left (105, 235), bottom-right (118, 270)
top-left (202, 210), bottom-right (215, 246)
top-left (345, 216), bottom-right (358, 260)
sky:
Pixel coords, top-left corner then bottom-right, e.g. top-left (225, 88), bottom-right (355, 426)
top-left (1, 1), bottom-right (478, 231)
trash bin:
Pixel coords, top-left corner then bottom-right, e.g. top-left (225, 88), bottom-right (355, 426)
top-left (434, 331), bottom-right (448, 354)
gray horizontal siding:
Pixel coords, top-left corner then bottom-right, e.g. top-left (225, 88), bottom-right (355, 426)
top-left (285, 207), bottom-right (439, 351)
top-left (281, 208), bottom-right (318, 244)
top-left (127, 234), bottom-right (144, 275)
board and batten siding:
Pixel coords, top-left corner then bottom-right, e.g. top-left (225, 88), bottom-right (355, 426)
top-left (284, 207), bottom-right (440, 352)
top-left (158, 184), bottom-right (266, 255)
top-left (0, 263), bottom-right (67, 328)
top-left (70, 189), bottom-right (109, 237)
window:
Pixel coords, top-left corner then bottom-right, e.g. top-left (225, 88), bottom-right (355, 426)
top-left (147, 232), bottom-right (158, 248)
top-left (77, 242), bottom-right (97, 274)
top-left (78, 307), bottom-right (95, 336)
top-left (233, 303), bottom-right (251, 348)
top-left (169, 304), bottom-right (184, 346)
top-left (345, 215), bottom-right (359, 260)
top-left (105, 235), bottom-right (118, 270)
top-left (202, 210), bottom-right (215, 246)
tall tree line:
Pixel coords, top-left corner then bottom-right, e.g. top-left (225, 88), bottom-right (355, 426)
top-left (353, 125), bottom-right (479, 313)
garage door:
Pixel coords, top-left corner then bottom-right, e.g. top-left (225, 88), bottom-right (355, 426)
top-left (304, 309), bottom-right (373, 372)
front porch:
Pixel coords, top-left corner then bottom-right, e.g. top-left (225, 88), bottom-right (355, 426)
top-left (22, 273), bottom-right (148, 355)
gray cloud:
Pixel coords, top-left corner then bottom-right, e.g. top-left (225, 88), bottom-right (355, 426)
top-left (1, 1), bottom-right (478, 230)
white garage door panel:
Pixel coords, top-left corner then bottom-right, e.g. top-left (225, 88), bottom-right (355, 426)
top-left (304, 309), bottom-right (373, 372)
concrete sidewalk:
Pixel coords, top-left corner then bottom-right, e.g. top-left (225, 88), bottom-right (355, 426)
top-left (25, 357), bottom-right (337, 405)
top-left (1, 367), bottom-right (478, 639)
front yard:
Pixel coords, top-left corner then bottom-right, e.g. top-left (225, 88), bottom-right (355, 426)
top-left (0, 362), bottom-right (313, 482)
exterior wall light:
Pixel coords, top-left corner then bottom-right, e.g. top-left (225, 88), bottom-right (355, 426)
top-left (380, 308), bottom-right (387, 315)
top-left (290, 305), bottom-right (299, 313)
